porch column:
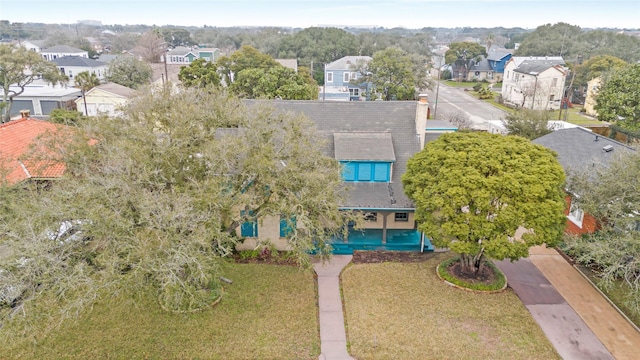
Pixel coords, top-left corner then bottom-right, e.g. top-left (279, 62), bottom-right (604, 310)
top-left (381, 212), bottom-right (390, 244)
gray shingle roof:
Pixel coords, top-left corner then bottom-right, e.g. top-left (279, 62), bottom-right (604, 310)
top-left (533, 127), bottom-right (636, 175)
top-left (52, 56), bottom-right (105, 67)
top-left (511, 57), bottom-right (566, 74)
top-left (244, 100), bottom-right (421, 209)
top-left (42, 45), bottom-right (86, 53)
top-left (90, 82), bottom-right (136, 98)
top-left (325, 56), bottom-right (372, 71)
top-left (334, 132), bottom-right (396, 161)
top-left (486, 46), bottom-right (512, 62)
top-left (468, 57), bottom-right (492, 72)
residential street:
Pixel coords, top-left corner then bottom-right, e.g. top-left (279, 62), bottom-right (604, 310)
top-left (427, 81), bottom-right (508, 132)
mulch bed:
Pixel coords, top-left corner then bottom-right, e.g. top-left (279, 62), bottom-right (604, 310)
top-left (351, 250), bottom-right (439, 264)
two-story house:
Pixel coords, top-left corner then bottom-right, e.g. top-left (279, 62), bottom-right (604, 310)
top-left (40, 45), bottom-right (88, 61)
top-left (486, 46), bottom-right (513, 82)
top-left (52, 56), bottom-right (108, 82)
top-left (235, 96), bottom-right (456, 254)
top-left (321, 56), bottom-right (372, 101)
top-left (501, 57), bottom-right (567, 110)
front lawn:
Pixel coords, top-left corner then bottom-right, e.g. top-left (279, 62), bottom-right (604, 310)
top-left (2, 263), bottom-right (320, 360)
top-left (341, 254), bottom-right (560, 360)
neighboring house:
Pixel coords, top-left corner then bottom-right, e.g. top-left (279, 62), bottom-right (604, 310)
top-left (584, 76), bottom-right (601, 117)
top-left (150, 63), bottom-right (183, 87)
top-left (486, 46), bottom-right (513, 82)
top-left (533, 127), bottom-right (636, 234)
top-left (465, 56), bottom-right (494, 82)
top-left (0, 113), bottom-right (67, 185)
top-left (20, 39), bottom-right (46, 53)
top-left (236, 96), bottom-right (455, 254)
top-left (275, 59), bottom-right (298, 72)
top-left (40, 45), bottom-right (88, 61)
top-left (166, 46), bottom-right (220, 64)
top-left (8, 84), bottom-right (81, 118)
top-left (75, 82), bottom-right (135, 116)
top-left (501, 57), bottom-right (567, 110)
top-left (321, 56), bottom-right (372, 101)
top-left (52, 56), bottom-right (108, 81)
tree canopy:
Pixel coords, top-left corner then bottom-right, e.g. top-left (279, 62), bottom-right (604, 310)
top-left (403, 132), bottom-right (566, 273)
top-left (0, 88), bottom-right (350, 332)
top-left (0, 44), bottom-right (68, 122)
top-left (106, 55), bottom-right (153, 89)
top-left (230, 65), bottom-right (318, 100)
top-left (216, 45), bottom-right (280, 85)
top-left (502, 109), bottom-right (553, 140)
top-left (573, 55), bottom-right (628, 88)
top-left (444, 42), bottom-right (487, 66)
top-left (178, 58), bottom-right (221, 88)
top-left (358, 47), bottom-right (429, 101)
top-left (75, 71), bottom-right (101, 116)
top-left (594, 64), bottom-right (640, 129)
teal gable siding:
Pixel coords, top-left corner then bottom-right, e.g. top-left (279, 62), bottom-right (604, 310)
top-left (340, 161), bottom-right (390, 182)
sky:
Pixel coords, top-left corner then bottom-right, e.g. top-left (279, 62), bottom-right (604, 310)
top-left (1, 0), bottom-right (639, 30)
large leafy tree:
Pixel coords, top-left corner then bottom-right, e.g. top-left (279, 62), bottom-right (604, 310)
top-left (0, 44), bottom-right (68, 122)
top-left (0, 87), bottom-right (349, 332)
top-left (216, 45), bottom-right (279, 85)
top-left (230, 65), bottom-right (317, 100)
top-left (573, 55), bottom-right (627, 88)
top-left (502, 109), bottom-right (553, 140)
top-left (403, 132), bottom-right (566, 274)
top-left (594, 64), bottom-right (640, 129)
top-left (358, 47), bottom-right (428, 101)
top-left (106, 55), bottom-right (153, 89)
top-left (178, 58), bottom-right (221, 88)
top-left (563, 151), bottom-right (640, 314)
top-left (444, 42), bottom-right (487, 65)
top-left (74, 71), bottom-right (101, 116)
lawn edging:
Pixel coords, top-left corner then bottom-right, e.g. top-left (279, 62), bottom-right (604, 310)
top-left (436, 257), bottom-right (508, 293)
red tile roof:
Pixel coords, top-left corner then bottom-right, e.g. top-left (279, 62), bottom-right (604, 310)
top-left (0, 118), bottom-right (70, 185)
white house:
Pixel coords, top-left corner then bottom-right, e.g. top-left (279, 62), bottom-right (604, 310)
top-left (321, 56), bottom-right (372, 101)
top-left (52, 56), bottom-right (108, 82)
top-left (501, 57), bottom-right (567, 110)
top-left (20, 40), bottom-right (46, 53)
top-left (75, 82), bottom-right (135, 117)
top-left (40, 45), bottom-right (88, 61)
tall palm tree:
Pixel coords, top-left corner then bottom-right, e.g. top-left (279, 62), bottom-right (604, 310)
top-left (74, 71), bottom-right (100, 116)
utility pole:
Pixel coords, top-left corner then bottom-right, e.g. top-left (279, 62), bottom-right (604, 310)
top-left (433, 55), bottom-right (443, 120)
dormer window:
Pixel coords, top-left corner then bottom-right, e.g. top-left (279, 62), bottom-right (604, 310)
top-left (334, 132), bottom-right (395, 183)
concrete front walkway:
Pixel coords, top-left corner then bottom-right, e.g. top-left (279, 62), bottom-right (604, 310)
top-left (313, 255), bottom-right (354, 360)
top-left (529, 246), bottom-right (640, 360)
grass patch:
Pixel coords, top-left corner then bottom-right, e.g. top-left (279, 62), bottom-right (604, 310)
top-left (444, 80), bottom-right (479, 88)
top-left (341, 253), bottom-right (559, 360)
top-left (2, 262), bottom-right (319, 360)
top-left (437, 256), bottom-right (506, 291)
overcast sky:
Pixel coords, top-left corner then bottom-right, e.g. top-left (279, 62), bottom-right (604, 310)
top-left (2, 0), bottom-right (639, 30)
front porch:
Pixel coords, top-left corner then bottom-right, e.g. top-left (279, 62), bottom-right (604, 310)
top-left (330, 228), bottom-right (434, 255)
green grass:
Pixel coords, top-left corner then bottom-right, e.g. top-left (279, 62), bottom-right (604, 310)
top-left (341, 253), bottom-right (560, 360)
top-left (2, 263), bottom-right (320, 360)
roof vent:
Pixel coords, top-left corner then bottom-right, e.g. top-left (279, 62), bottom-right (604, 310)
top-left (603, 145), bottom-right (614, 152)
top-left (594, 135), bottom-right (599, 141)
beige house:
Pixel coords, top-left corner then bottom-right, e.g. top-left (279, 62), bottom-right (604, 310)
top-left (234, 97), bottom-right (456, 254)
top-left (501, 57), bottom-right (567, 110)
top-left (584, 77), bottom-right (601, 117)
top-left (75, 82), bottom-right (135, 117)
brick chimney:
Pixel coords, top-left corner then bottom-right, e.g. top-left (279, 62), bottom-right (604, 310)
top-left (415, 94), bottom-right (429, 149)
top-left (19, 110), bottom-right (31, 119)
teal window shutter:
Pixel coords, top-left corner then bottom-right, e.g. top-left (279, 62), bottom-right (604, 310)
top-left (357, 163), bottom-right (372, 181)
top-left (342, 162), bottom-right (356, 181)
top-left (240, 210), bottom-right (258, 237)
top-left (373, 163), bottom-right (389, 182)
top-left (280, 216), bottom-right (296, 237)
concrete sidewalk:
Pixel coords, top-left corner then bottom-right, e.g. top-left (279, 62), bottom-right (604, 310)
top-left (529, 246), bottom-right (640, 360)
top-left (313, 255), bottom-right (354, 360)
